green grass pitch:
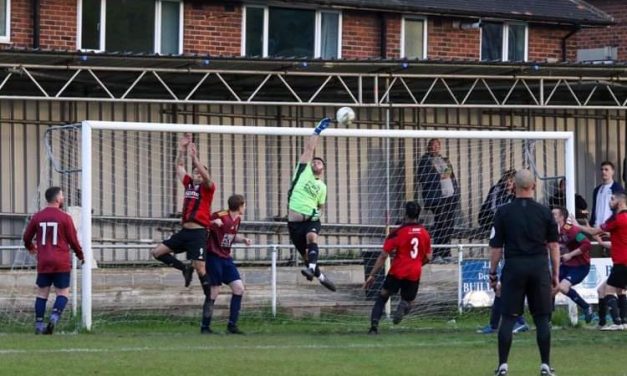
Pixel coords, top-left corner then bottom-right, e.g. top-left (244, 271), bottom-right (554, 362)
top-left (1, 314), bottom-right (625, 376)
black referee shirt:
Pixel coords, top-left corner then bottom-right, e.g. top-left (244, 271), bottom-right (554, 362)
top-left (489, 198), bottom-right (558, 258)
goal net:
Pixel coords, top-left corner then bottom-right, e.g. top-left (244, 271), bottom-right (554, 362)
top-left (4, 120), bottom-right (575, 332)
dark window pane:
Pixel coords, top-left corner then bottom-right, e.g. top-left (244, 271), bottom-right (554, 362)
top-left (268, 8), bottom-right (314, 57)
top-left (81, 0), bottom-right (101, 49)
top-left (245, 7), bottom-right (264, 56)
top-left (161, 1), bottom-right (180, 54)
top-left (404, 19), bottom-right (424, 59)
top-left (320, 12), bottom-right (339, 59)
top-left (105, 0), bottom-right (155, 53)
top-left (508, 24), bottom-right (526, 61)
top-left (481, 22), bottom-right (502, 61)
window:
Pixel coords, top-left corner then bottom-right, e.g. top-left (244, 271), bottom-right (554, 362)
top-left (0, 0), bottom-right (10, 43)
top-left (401, 17), bottom-right (427, 59)
top-left (481, 22), bottom-right (527, 62)
top-left (243, 6), bottom-right (341, 59)
top-left (78, 0), bottom-right (182, 54)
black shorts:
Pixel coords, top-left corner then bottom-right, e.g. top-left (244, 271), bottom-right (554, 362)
top-left (500, 256), bottom-right (552, 316)
top-left (382, 275), bottom-right (420, 302)
top-left (607, 264), bottom-right (627, 289)
top-left (162, 228), bottom-right (207, 261)
top-left (288, 220), bottom-right (321, 256)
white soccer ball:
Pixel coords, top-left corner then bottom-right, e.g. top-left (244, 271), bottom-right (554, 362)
top-left (336, 107), bottom-right (356, 126)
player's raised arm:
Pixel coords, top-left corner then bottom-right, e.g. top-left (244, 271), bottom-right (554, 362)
top-left (189, 142), bottom-right (213, 187)
top-left (176, 133), bottom-right (192, 183)
top-left (299, 118), bottom-right (330, 164)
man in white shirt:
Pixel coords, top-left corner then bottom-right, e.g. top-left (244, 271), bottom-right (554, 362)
top-left (591, 161), bottom-right (624, 228)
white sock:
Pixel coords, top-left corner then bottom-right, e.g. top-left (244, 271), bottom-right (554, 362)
top-left (498, 363), bottom-right (508, 371)
top-left (308, 263), bottom-right (316, 271)
top-left (540, 363), bottom-right (551, 371)
top-left (318, 273), bottom-right (326, 282)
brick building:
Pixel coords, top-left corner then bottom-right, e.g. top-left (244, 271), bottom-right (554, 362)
top-left (0, 0), bottom-right (614, 62)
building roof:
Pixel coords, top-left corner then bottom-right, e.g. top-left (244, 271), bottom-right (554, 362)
top-left (263, 0), bottom-right (614, 26)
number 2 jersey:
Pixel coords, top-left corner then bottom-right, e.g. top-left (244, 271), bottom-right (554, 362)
top-left (384, 223), bottom-right (432, 281)
top-left (22, 207), bottom-right (84, 273)
top-left (207, 210), bottom-right (241, 258)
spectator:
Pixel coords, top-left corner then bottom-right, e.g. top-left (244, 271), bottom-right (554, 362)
top-left (548, 178), bottom-right (589, 222)
top-left (478, 169), bottom-right (516, 233)
top-left (590, 161), bottom-right (624, 228)
top-left (417, 138), bottom-right (460, 261)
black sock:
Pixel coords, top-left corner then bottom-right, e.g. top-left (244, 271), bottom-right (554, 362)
top-left (498, 315), bottom-right (516, 365)
top-left (200, 275), bottom-right (211, 296)
top-left (370, 294), bottom-right (389, 327)
top-left (307, 242), bottom-right (319, 268)
top-left (605, 295), bottom-right (621, 325)
top-left (490, 296), bottom-right (502, 329)
top-left (566, 288), bottom-right (590, 310)
top-left (229, 294), bottom-right (243, 327)
top-left (201, 298), bottom-right (215, 329)
top-left (533, 314), bottom-right (551, 365)
top-left (618, 294), bottom-right (627, 324)
top-left (598, 296), bottom-right (607, 326)
top-left (156, 254), bottom-right (186, 271)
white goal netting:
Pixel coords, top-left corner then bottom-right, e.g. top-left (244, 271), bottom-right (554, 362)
top-left (2, 119), bottom-right (573, 332)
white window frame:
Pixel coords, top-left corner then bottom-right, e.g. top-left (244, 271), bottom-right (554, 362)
top-left (242, 5), bottom-right (342, 58)
top-left (77, 0), bottom-right (183, 54)
top-left (400, 15), bottom-right (428, 59)
top-left (480, 21), bottom-right (528, 62)
top-left (0, 0), bottom-right (12, 44)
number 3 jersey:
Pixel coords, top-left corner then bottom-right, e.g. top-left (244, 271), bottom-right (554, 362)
top-left (383, 223), bottom-right (432, 281)
top-left (207, 210), bottom-right (241, 258)
top-left (22, 207), bottom-right (84, 273)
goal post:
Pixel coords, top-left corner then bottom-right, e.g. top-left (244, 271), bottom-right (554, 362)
top-left (75, 120), bottom-right (576, 331)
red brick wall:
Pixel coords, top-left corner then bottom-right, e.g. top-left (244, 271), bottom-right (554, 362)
top-left (428, 17), bottom-right (479, 60)
top-left (2, 0), bottom-right (76, 50)
top-left (527, 26), bottom-right (573, 62)
top-left (342, 10), bottom-right (380, 59)
top-left (574, 0), bottom-right (627, 61)
top-left (184, 2), bottom-right (241, 56)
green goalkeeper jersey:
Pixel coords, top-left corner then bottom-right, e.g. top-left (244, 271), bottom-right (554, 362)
top-left (288, 163), bottom-right (327, 220)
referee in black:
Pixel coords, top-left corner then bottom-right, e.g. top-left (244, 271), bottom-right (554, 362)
top-left (488, 169), bottom-right (560, 376)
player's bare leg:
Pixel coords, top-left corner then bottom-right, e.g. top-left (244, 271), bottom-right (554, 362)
top-left (151, 243), bottom-right (193, 287)
top-left (559, 278), bottom-right (593, 323)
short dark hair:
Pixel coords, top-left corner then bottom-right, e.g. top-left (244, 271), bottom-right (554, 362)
top-left (405, 201), bottom-right (421, 220)
top-left (228, 194), bottom-right (245, 211)
top-left (613, 191), bottom-right (627, 202)
top-left (45, 187), bottom-right (62, 203)
top-left (554, 206), bottom-right (569, 219)
top-left (312, 157), bottom-right (325, 166)
top-left (601, 161), bottom-right (615, 170)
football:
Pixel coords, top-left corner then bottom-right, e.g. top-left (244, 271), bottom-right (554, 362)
top-left (335, 107), bottom-right (356, 126)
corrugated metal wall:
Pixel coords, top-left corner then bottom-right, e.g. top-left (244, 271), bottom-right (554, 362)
top-left (1, 101), bottom-right (625, 264)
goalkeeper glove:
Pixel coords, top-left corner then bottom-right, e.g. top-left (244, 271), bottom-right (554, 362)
top-left (313, 117), bottom-right (331, 135)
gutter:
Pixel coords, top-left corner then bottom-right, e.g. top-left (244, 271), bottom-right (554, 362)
top-left (562, 27), bottom-right (580, 62)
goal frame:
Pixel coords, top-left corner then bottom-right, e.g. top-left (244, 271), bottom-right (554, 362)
top-left (79, 120), bottom-right (576, 330)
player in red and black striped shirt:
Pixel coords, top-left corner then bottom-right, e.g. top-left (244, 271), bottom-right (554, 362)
top-left (23, 187), bottom-right (84, 334)
top-left (152, 134), bottom-right (215, 291)
top-left (364, 201), bottom-right (432, 334)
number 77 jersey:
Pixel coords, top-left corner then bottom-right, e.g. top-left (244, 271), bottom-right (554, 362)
top-left (383, 224), bottom-right (432, 281)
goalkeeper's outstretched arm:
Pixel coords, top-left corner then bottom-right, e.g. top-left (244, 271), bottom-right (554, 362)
top-left (299, 118), bottom-right (330, 164)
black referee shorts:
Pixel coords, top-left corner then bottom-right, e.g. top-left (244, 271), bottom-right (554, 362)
top-left (287, 220), bottom-right (321, 257)
top-left (607, 264), bottom-right (627, 289)
top-left (500, 256), bottom-right (552, 317)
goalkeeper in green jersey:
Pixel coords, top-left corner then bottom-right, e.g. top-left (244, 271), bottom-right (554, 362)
top-left (287, 118), bottom-right (336, 292)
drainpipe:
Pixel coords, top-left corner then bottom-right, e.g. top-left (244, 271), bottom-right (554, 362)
top-left (379, 12), bottom-right (387, 59)
top-left (32, 0), bottom-right (40, 49)
top-left (561, 27), bottom-right (580, 62)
